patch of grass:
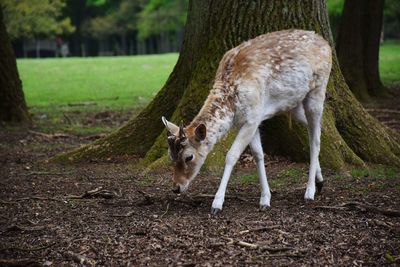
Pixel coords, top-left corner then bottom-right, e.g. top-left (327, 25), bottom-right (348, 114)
top-left (350, 168), bottom-right (369, 178)
top-left (380, 41), bottom-right (400, 85)
top-left (351, 167), bottom-right (399, 179)
top-left (240, 172), bottom-right (258, 184)
top-left (276, 167), bottom-right (305, 181)
top-left (267, 167), bottom-right (307, 189)
top-left (269, 177), bottom-right (287, 189)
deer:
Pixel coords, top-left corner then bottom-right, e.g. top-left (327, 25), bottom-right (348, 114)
top-left (162, 29), bottom-right (332, 215)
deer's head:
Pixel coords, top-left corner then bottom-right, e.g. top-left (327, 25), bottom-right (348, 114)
top-left (162, 116), bottom-right (207, 194)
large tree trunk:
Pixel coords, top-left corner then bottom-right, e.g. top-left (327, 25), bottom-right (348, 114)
top-left (0, 7), bottom-right (30, 124)
top-left (336, 0), bottom-right (387, 101)
top-left (56, 0), bottom-right (400, 169)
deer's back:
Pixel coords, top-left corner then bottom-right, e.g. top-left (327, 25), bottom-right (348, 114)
top-left (214, 29), bottom-right (332, 123)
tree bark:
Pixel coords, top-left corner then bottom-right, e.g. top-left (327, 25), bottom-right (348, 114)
top-left (336, 0), bottom-right (387, 101)
top-left (0, 7), bottom-right (30, 124)
top-left (55, 0), bottom-right (400, 169)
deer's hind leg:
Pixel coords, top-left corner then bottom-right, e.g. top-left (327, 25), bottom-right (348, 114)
top-left (249, 129), bottom-right (271, 210)
top-left (296, 92), bottom-right (325, 200)
top-left (291, 104), bottom-right (324, 193)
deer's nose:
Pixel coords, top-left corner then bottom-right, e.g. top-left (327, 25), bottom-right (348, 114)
top-left (172, 186), bottom-right (181, 194)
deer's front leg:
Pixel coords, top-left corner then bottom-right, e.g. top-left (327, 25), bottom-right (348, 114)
top-left (211, 123), bottom-right (259, 215)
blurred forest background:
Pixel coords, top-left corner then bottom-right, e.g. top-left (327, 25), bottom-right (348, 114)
top-left (3, 0), bottom-right (188, 57)
top-left (2, 0), bottom-right (399, 58)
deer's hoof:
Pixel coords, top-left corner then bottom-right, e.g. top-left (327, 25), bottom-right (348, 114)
top-left (259, 205), bottom-right (270, 211)
top-left (211, 208), bottom-right (221, 215)
top-left (316, 181), bottom-right (324, 194)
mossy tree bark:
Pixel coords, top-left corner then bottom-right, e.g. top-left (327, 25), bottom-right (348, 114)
top-left (0, 7), bottom-right (30, 124)
top-left (57, 0), bottom-right (400, 169)
top-left (336, 0), bottom-right (387, 101)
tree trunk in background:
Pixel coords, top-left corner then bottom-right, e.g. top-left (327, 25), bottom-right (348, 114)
top-left (336, 0), bottom-right (387, 101)
top-left (0, 7), bottom-right (30, 124)
top-left (56, 0), bottom-right (400, 169)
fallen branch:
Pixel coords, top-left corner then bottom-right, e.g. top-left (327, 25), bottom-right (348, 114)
top-left (220, 237), bottom-right (295, 252)
top-left (66, 187), bottom-right (118, 200)
top-left (315, 202), bottom-right (400, 217)
top-left (343, 202), bottom-right (400, 217)
top-left (0, 258), bottom-right (40, 267)
top-left (64, 251), bottom-right (96, 266)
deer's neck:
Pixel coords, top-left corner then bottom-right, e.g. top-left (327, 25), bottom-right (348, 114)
top-left (190, 83), bottom-right (236, 155)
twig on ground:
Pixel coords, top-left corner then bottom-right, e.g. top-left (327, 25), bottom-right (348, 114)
top-left (238, 225), bottom-right (280, 235)
top-left (28, 130), bottom-right (70, 139)
top-left (220, 236), bottom-right (295, 252)
top-left (0, 242), bottom-right (56, 252)
top-left (237, 240), bottom-right (259, 249)
top-left (66, 187), bottom-right (118, 199)
top-left (64, 251), bottom-right (96, 266)
top-left (160, 203), bottom-right (170, 219)
top-left (315, 201), bottom-right (400, 217)
top-left (0, 258), bottom-right (40, 267)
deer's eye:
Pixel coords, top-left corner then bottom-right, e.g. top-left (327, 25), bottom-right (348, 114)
top-left (185, 155), bottom-right (194, 163)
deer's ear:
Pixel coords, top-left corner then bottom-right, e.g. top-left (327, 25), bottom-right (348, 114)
top-left (195, 124), bottom-right (206, 141)
top-left (162, 116), bottom-right (180, 136)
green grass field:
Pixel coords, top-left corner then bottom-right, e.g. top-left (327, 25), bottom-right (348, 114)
top-left (18, 53), bottom-right (178, 110)
top-left (379, 41), bottom-right (400, 84)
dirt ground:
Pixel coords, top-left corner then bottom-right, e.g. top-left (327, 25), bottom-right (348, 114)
top-left (1, 88), bottom-right (400, 266)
